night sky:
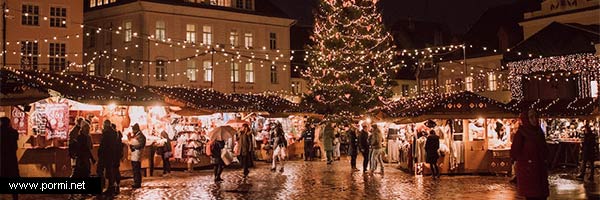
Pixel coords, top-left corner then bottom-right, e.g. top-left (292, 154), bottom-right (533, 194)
top-left (270, 0), bottom-right (519, 34)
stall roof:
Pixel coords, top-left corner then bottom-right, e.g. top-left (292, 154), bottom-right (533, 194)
top-left (505, 98), bottom-right (599, 118)
top-left (383, 91), bottom-right (516, 121)
top-left (1, 69), bottom-right (163, 106)
top-left (148, 86), bottom-right (308, 114)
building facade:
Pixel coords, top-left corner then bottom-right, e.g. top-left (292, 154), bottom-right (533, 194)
top-left (83, 0), bottom-right (294, 94)
top-left (520, 0), bottom-right (599, 38)
top-left (0, 0), bottom-right (83, 72)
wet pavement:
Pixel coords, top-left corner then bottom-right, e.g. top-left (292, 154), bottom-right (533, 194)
top-left (12, 157), bottom-right (600, 200)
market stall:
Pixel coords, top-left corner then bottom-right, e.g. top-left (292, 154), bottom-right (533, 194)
top-left (382, 91), bottom-right (517, 175)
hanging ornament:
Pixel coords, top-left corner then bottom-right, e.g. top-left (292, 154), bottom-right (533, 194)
top-left (345, 93), bottom-right (351, 98)
top-left (371, 79), bottom-right (375, 86)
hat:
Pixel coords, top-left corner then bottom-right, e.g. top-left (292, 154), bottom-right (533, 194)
top-left (131, 123), bottom-right (140, 130)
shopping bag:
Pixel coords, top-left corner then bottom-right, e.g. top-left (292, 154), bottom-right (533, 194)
top-left (221, 149), bottom-right (233, 166)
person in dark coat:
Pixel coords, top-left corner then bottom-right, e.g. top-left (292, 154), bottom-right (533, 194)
top-left (128, 124), bottom-right (146, 188)
top-left (68, 117), bottom-right (84, 177)
top-left (72, 122), bottom-right (95, 178)
top-left (236, 124), bottom-right (255, 178)
top-left (98, 120), bottom-right (120, 194)
top-left (358, 121), bottom-right (371, 173)
top-left (510, 110), bottom-right (549, 200)
top-left (157, 129), bottom-right (172, 176)
top-left (425, 130), bottom-right (440, 178)
top-left (578, 124), bottom-right (598, 181)
top-left (211, 139), bottom-right (226, 182)
top-left (297, 123), bottom-right (315, 161)
top-left (1, 117), bottom-right (20, 200)
top-left (347, 124), bottom-right (359, 171)
top-left (111, 123), bottom-right (124, 194)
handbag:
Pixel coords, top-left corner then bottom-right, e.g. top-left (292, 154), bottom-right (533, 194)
top-left (221, 149), bottom-right (233, 166)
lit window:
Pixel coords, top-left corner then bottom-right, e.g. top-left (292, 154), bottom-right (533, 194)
top-left (186, 24), bottom-right (196, 43)
top-left (21, 4), bottom-right (39, 26)
top-left (401, 84), bottom-right (409, 97)
top-left (270, 65), bottom-right (278, 84)
top-left (90, 0), bottom-right (96, 7)
top-left (203, 60), bottom-right (213, 82)
top-left (50, 7), bottom-right (67, 28)
top-left (269, 32), bottom-right (277, 50)
top-left (488, 73), bottom-right (497, 91)
top-left (465, 76), bottom-right (473, 92)
top-left (203, 26), bottom-right (212, 45)
top-left (230, 30), bottom-right (239, 47)
top-left (591, 80), bottom-right (598, 98)
top-left (244, 33), bottom-right (253, 48)
top-left (49, 43), bottom-right (67, 72)
top-left (20, 41), bottom-right (39, 70)
top-left (291, 81), bottom-right (301, 94)
top-left (155, 21), bottom-right (166, 41)
top-left (231, 63), bottom-right (240, 82)
top-left (88, 63), bottom-right (95, 76)
top-left (445, 79), bottom-right (452, 93)
top-left (156, 60), bottom-right (166, 81)
top-left (245, 63), bottom-right (254, 83)
top-left (124, 21), bottom-right (132, 42)
top-left (187, 60), bottom-right (196, 82)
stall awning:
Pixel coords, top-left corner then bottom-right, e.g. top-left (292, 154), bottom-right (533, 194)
top-left (1, 72), bottom-right (49, 106)
top-left (148, 86), bottom-right (309, 114)
top-left (383, 91), bottom-right (517, 122)
top-left (1, 69), bottom-right (164, 106)
top-left (506, 98), bottom-right (599, 118)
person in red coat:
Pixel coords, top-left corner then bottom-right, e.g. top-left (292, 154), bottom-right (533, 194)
top-left (510, 109), bottom-right (549, 200)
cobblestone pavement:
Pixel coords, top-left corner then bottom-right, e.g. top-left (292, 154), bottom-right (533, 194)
top-left (12, 157), bottom-right (600, 200)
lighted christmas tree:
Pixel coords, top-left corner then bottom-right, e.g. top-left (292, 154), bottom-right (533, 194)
top-left (303, 0), bottom-right (396, 121)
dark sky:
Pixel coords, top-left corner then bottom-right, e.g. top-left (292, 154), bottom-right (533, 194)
top-left (270, 0), bottom-right (518, 34)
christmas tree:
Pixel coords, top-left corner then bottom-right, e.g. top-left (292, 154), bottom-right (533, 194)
top-left (303, 0), bottom-right (396, 121)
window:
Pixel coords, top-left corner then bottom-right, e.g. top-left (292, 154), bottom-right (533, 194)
top-left (445, 79), bottom-right (453, 93)
top-left (591, 81), bottom-right (598, 98)
top-left (203, 60), bottom-right (213, 82)
top-left (49, 43), bottom-right (66, 72)
top-left (88, 63), bottom-right (95, 76)
top-left (20, 41), bottom-right (39, 70)
top-left (245, 63), bottom-right (254, 83)
top-left (401, 84), bottom-right (409, 97)
top-left (155, 21), bottom-right (166, 41)
top-left (270, 65), bottom-right (278, 84)
top-left (269, 32), bottom-right (277, 50)
top-left (465, 76), bottom-right (473, 92)
top-left (156, 60), bottom-right (166, 81)
top-left (244, 33), bottom-right (253, 48)
top-left (230, 30), bottom-right (239, 47)
top-left (50, 7), bottom-right (67, 28)
top-left (235, 0), bottom-right (244, 8)
top-left (187, 60), bottom-right (196, 81)
top-left (124, 21), bottom-right (132, 42)
top-left (186, 24), bottom-right (196, 43)
top-left (125, 57), bottom-right (131, 81)
top-left (291, 81), bottom-right (301, 94)
top-left (244, 0), bottom-right (253, 9)
top-left (203, 26), bottom-right (212, 45)
top-left (88, 30), bottom-right (96, 48)
top-left (207, 0), bottom-right (231, 6)
top-left (21, 4), bottom-right (39, 26)
top-left (90, 0), bottom-right (97, 7)
top-left (231, 63), bottom-right (240, 82)
top-left (488, 73), bottom-right (497, 91)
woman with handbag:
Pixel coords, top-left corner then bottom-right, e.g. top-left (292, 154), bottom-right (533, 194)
top-left (211, 139), bottom-right (226, 182)
top-left (236, 124), bottom-right (255, 178)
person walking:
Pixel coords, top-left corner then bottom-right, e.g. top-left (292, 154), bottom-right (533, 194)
top-left (73, 122), bottom-right (95, 178)
top-left (211, 139), bottom-right (226, 182)
top-left (578, 124), bottom-right (598, 181)
top-left (510, 110), bottom-right (549, 200)
top-left (322, 121), bottom-right (335, 165)
top-left (157, 128), bottom-right (172, 176)
top-left (369, 124), bottom-right (384, 174)
top-left (128, 124), bottom-right (146, 188)
top-left (236, 124), bottom-right (255, 178)
top-left (69, 117), bottom-right (84, 177)
top-left (271, 123), bottom-right (288, 172)
top-left (358, 121), bottom-right (371, 173)
top-left (1, 117), bottom-right (20, 200)
top-left (111, 123), bottom-right (124, 194)
top-left (333, 130), bottom-right (341, 160)
top-left (425, 130), bottom-right (440, 178)
top-left (347, 124), bottom-right (359, 171)
top-left (98, 120), bottom-right (120, 194)
top-left (297, 123), bottom-right (315, 161)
